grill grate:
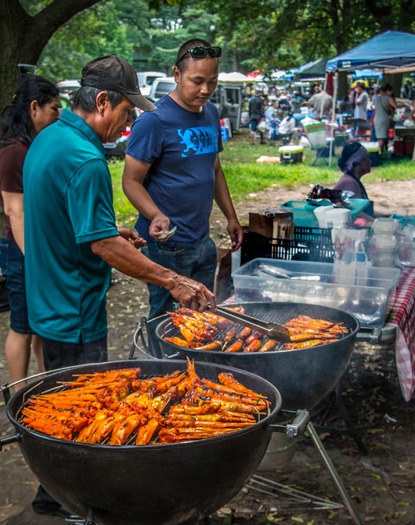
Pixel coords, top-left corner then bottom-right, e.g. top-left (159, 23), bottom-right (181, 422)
top-left (160, 304), bottom-right (352, 353)
top-left (17, 368), bottom-right (270, 446)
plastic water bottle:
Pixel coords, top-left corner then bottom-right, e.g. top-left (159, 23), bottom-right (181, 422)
top-left (356, 241), bottom-right (367, 263)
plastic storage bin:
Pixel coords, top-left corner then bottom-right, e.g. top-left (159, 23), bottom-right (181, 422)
top-left (232, 258), bottom-right (400, 328)
top-left (241, 229), bottom-right (335, 265)
top-left (221, 126), bottom-right (229, 142)
top-left (279, 201), bottom-right (319, 227)
top-left (280, 199), bottom-right (374, 227)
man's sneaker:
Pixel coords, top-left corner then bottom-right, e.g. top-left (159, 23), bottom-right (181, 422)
top-left (32, 502), bottom-right (74, 518)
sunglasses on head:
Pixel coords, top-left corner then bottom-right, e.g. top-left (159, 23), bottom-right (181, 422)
top-left (176, 46), bottom-right (222, 65)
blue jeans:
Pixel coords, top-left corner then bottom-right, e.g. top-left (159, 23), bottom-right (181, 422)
top-left (142, 235), bottom-right (217, 319)
top-left (0, 237), bottom-right (34, 334)
top-left (249, 118), bottom-right (259, 132)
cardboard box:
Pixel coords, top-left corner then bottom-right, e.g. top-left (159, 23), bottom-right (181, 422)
top-left (248, 212), bottom-right (294, 239)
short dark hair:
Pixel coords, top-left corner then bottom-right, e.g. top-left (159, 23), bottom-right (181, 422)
top-left (380, 83), bottom-right (393, 92)
top-left (71, 86), bottom-right (123, 112)
top-left (175, 38), bottom-right (213, 73)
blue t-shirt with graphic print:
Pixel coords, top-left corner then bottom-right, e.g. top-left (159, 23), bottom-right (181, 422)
top-left (126, 95), bottom-right (223, 248)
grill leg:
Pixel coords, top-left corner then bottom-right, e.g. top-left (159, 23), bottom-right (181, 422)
top-left (307, 421), bottom-right (363, 525)
top-left (334, 381), bottom-right (368, 454)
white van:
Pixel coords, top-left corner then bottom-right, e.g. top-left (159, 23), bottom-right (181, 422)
top-left (137, 71), bottom-right (166, 96)
top-left (148, 76), bottom-right (176, 102)
top-left (211, 84), bottom-right (242, 132)
top-left (149, 77), bottom-right (243, 132)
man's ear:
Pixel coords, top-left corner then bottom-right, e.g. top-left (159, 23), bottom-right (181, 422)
top-left (96, 91), bottom-right (110, 114)
top-left (173, 66), bottom-right (181, 84)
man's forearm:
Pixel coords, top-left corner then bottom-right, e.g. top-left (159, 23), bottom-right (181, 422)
top-left (91, 235), bottom-right (178, 289)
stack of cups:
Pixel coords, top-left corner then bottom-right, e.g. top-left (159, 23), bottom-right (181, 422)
top-left (370, 217), bottom-right (398, 267)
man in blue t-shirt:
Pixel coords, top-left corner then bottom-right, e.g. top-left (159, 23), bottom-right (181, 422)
top-left (123, 38), bottom-right (243, 319)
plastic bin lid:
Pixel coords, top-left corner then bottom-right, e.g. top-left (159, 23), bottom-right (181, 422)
top-left (278, 145), bottom-right (303, 153)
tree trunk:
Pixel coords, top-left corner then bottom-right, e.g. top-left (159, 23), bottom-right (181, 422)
top-left (337, 71), bottom-right (349, 100)
top-left (232, 48), bottom-right (239, 72)
top-left (0, 0), bottom-right (101, 112)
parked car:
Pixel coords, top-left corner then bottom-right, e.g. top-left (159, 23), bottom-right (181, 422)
top-left (102, 132), bottom-right (130, 158)
top-left (148, 77), bottom-right (243, 131)
top-left (211, 84), bottom-right (243, 132)
top-left (56, 79), bottom-right (81, 94)
top-left (148, 76), bottom-right (176, 102)
top-left (137, 71), bottom-right (166, 96)
top-left (59, 93), bottom-right (73, 111)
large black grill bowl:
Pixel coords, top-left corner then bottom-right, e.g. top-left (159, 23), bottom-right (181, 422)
top-left (4, 360), bottom-right (282, 525)
top-left (156, 302), bottom-right (360, 411)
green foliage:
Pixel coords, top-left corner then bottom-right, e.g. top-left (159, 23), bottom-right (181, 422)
top-left (36, 1), bottom-right (135, 81)
top-left (32, 0), bottom-right (220, 78)
top-left (109, 161), bottom-right (139, 228)
top-left (143, 4), bottom-right (219, 73)
top-left (19, 0), bottom-right (415, 83)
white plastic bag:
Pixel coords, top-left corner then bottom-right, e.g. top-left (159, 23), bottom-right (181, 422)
top-left (257, 119), bottom-right (267, 133)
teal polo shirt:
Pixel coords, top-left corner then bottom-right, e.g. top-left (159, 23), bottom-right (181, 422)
top-left (23, 109), bottom-right (119, 343)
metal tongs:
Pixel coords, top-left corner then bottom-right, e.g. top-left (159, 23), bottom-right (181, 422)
top-left (216, 305), bottom-right (291, 343)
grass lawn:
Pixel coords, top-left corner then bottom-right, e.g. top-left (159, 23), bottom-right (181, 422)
top-left (110, 128), bottom-right (415, 226)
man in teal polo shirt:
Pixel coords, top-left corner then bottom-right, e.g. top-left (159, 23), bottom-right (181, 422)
top-left (23, 54), bottom-right (215, 372)
top-left (24, 55), bottom-right (215, 517)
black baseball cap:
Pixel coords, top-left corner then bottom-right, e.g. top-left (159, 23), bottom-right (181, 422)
top-left (81, 54), bottom-right (156, 112)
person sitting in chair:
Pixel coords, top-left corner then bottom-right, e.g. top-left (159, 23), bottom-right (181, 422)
top-left (274, 112), bottom-right (298, 144)
top-left (333, 142), bottom-right (371, 199)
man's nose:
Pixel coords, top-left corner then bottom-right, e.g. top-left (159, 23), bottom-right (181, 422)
top-left (200, 83), bottom-right (211, 94)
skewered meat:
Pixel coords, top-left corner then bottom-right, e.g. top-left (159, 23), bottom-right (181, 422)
top-left (162, 311), bottom-right (347, 353)
top-left (21, 360), bottom-right (269, 446)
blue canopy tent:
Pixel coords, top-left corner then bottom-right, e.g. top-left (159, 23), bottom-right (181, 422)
top-left (326, 30), bottom-right (415, 71)
top-left (325, 30), bottom-right (415, 164)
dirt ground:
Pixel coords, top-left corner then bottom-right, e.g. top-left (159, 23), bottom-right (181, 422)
top-left (1, 179), bottom-right (415, 525)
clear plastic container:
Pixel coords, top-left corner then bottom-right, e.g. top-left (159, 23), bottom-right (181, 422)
top-left (396, 241), bottom-right (415, 267)
top-left (372, 217), bottom-right (399, 234)
top-left (371, 233), bottom-right (397, 251)
top-left (372, 252), bottom-right (396, 267)
top-left (232, 258), bottom-right (401, 328)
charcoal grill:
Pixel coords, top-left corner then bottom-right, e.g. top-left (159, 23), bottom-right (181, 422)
top-left (152, 302), bottom-right (360, 411)
top-left (1, 359), bottom-right (311, 525)
top-left (130, 305), bottom-right (363, 525)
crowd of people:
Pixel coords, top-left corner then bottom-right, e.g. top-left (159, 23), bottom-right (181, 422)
top-left (243, 77), bottom-right (415, 206)
top-left (247, 88), bottom-right (304, 145)
top-left (245, 78), bottom-right (415, 156)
